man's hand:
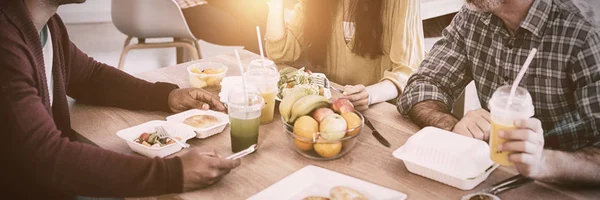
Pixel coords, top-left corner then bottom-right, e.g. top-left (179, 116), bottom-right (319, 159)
top-left (499, 118), bottom-right (546, 178)
top-left (452, 108), bottom-right (491, 141)
top-left (179, 148), bottom-right (241, 191)
top-left (168, 88), bottom-right (226, 113)
top-left (340, 85), bottom-right (369, 111)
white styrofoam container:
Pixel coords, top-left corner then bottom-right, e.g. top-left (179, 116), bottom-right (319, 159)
top-left (392, 127), bottom-right (498, 190)
top-left (166, 109), bottom-right (230, 139)
top-left (116, 120), bottom-right (196, 158)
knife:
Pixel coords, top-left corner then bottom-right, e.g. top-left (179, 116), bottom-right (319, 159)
top-left (363, 116), bottom-right (391, 147)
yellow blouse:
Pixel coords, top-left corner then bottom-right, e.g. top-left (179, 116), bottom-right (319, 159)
top-left (265, 0), bottom-right (425, 94)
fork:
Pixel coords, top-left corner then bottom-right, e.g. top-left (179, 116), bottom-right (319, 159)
top-left (155, 126), bottom-right (190, 148)
top-left (313, 75), bottom-right (344, 93)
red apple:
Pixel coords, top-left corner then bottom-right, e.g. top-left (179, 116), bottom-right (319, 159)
top-left (331, 99), bottom-right (355, 114)
top-left (312, 108), bottom-right (335, 123)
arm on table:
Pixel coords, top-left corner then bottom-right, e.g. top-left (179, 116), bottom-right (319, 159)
top-left (537, 30), bottom-right (600, 186)
top-left (65, 41), bottom-right (178, 112)
top-left (0, 37), bottom-right (182, 197)
top-left (536, 147), bottom-right (600, 186)
top-left (358, 1), bottom-right (425, 104)
top-left (397, 7), bottom-right (472, 130)
top-left (365, 0), bottom-right (426, 105)
top-left (265, 0), bottom-right (306, 63)
top-left (408, 100), bottom-right (458, 131)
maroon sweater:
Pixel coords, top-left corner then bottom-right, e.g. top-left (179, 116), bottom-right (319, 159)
top-left (0, 1), bottom-right (184, 199)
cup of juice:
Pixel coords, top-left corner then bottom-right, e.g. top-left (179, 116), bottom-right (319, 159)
top-left (227, 86), bottom-right (264, 152)
top-left (488, 85), bottom-right (534, 166)
top-left (246, 59), bottom-right (280, 124)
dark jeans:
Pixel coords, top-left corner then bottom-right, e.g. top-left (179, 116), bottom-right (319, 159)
top-left (182, 1), bottom-right (269, 54)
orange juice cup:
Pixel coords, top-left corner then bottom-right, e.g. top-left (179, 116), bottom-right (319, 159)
top-left (488, 85), bottom-right (534, 166)
top-left (246, 59), bottom-right (279, 124)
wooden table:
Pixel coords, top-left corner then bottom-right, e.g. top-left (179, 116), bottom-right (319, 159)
top-left (70, 50), bottom-right (598, 200)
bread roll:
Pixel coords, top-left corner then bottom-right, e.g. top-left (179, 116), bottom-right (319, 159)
top-left (330, 186), bottom-right (367, 200)
top-left (303, 197), bottom-right (330, 200)
top-left (183, 115), bottom-right (220, 128)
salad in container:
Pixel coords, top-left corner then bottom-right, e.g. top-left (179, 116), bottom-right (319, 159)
top-left (277, 67), bottom-right (331, 100)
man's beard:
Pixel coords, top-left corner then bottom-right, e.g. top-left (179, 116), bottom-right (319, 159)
top-left (465, 0), bottom-right (504, 12)
top-left (49, 0), bottom-right (87, 6)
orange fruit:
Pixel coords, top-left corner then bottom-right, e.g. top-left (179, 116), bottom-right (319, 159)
top-left (294, 139), bottom-right (313, 151)
top-left (314, 142), bottom-right (342, 158)
top-left (341, 112), bottom-right (361, 136)
top-left (293, 116), bottom-right (318, 151)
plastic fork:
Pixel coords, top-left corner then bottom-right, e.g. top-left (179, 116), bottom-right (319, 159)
top-left (467, 164), bottom-right (500, 180)
top-left (226, 144), bottom-right (257, 160)
top-left (155, 126), bottom-right (190, 149)
top-left (313, 75), bottom-right (344, 93)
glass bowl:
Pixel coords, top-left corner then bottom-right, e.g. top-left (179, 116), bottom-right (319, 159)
top-left (187, 62), bottom-right (228, 89)
top-left (282, 111), bottom-right (364, 160)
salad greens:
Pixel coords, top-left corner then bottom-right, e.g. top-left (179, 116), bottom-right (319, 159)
top-left (277, 67), bottom-right (323, 99)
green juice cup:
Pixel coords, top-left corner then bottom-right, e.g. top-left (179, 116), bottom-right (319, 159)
top-left (227, 86), bottom-right (264, 153)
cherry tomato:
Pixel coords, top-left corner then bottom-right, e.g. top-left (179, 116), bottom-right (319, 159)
top-left (140, 133), bottom-right (150, 141)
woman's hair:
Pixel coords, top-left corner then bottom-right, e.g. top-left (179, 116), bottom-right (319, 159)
top-left (303, 0), bottom-right (384, 67)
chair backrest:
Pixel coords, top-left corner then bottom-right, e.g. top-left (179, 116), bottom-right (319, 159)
top-left (111, 0), bottom-right (197, 40)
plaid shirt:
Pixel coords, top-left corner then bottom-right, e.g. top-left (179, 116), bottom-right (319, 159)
top-left (398, 0), bottom-right (600, 151)
top-left (175, 0), bottom-right (207, 9)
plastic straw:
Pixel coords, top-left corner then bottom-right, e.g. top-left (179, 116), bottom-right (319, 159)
top-left (507, 48), bottom-right (537, 107)
top-left (234, 49), bottom-right (250, 110)
top-left (256, 26), bottom-right (267, 70)
top-left (255, 26), bottom-right (269, 91)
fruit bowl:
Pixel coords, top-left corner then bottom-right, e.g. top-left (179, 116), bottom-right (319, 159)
top-left (282, 111), bottom-right (364, 161)
top-left (187, 62), bottom-right (228, 88)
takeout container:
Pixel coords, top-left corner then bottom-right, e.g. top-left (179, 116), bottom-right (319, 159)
top-left (117, 121), bottom-right (195, 158)
top-left (392, 127), bottom-right (498, 190)
top-left (166, 109), bottom-right (230, 139)
top-left (282, 111), bottom-right (364, 161)
top-left (187, 62), bottom-right (228, 88)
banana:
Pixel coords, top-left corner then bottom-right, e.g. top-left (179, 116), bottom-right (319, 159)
top-left (288, 95), bottom-right (331, 123)
top-left (279, 91), bottom-right (310, 123)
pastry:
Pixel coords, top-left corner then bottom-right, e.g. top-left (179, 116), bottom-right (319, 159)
top-left (330, 186), bottom-right (368, 200)
top-left (303, 197), bottom-right (330, 200)
top-left (183, 115), bottom-right (220, 128)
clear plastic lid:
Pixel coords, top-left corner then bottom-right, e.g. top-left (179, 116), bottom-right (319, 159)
top-left (488, 85), bottom-right (535, 125)
top-left (245, 62), bottom-right (280, 82)
top-left (245, 60), bottom-right (279, 92)
top-left (247, 59), bottom-right (276, 71)
top-left (227, 86), bottom-right (264, 112)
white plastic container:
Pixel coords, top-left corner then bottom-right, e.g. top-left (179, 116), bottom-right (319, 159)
top-left (116, 121), bottom-right (196, 158)
top-left (392, 127), bottom-right (498, 190)
top-left (187, 62), bottom-right (228, 88)
top-left (166, 109), bottom-right (230, 139)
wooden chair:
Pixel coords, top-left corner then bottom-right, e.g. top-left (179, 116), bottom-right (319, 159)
top-left (111, 0), bottom-right (202, 70)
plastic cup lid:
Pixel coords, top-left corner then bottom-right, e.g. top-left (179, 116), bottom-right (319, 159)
top-left (227, 86), bottom-right (264, 111)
